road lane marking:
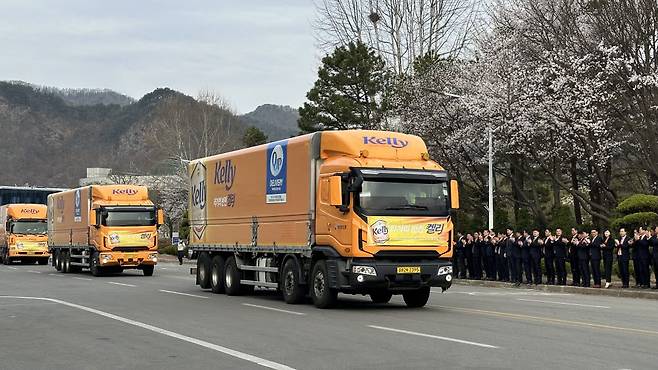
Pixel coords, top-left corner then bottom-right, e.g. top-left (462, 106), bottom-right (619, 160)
top-left (242, 303), bottom-right (306, 316)
top-left (27, 270), bottom-right (42, 274)
top-left (434, 305), bottom-right (658, 336)
top-left (159, 290), bottom-right (209, 299)
top-left (517, 298), bottom-right (610, 309)
top-left (368, 325), bottom-right (499, 349)
top-left (0, 296), bottom-right (294, 370)
top-left (73, 277), bottom-right (93, 281)
top-left (48, 273), bottom-right (64, 277)
top-left (6, 266), bottom-right (17, 270)
top-left (442, 290), bottom-right (572, 297)
top-left (108, 282), bottom-right (136, 287)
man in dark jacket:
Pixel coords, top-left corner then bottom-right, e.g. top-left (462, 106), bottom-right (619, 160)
top-left (454, 233), bottom-right (466, 279)
top-left (529, 230), bottom-right (543, 285)
top-left (589, 230), bottom-right (603, 288)
top-left (513, 231), bottom-right (523, 286)
top-left (506, 229), bottom-right (518, 284)
top-left (472, 232), bottom-right (483, 280)
top-left (544, 229), bottom-right (556, 285)
top-left (569, 228), bottom-right (581, 286)
top-left (577, 231), bottom-right (591, 287)
top-left (496, 232), bottom-right (509, 281)
top-left (554, 228), bottom-right (568, 286)
top-left (636, 227), bottom-right (651, 288)
top-left (651, 226), bottom-right (658, 289)
top-left (617, 228), bottom-right (632, 288)
top-left (465, 233), bottom-right (474, 279)
top-left (521, 230), bottom-right (532, 284)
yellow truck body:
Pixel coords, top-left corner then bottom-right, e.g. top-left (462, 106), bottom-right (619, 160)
top-left (0, 204), bottom-right (49, 265)
top-left (190, 130), bottom-right (459, 308)
top-left (48, 185), bottom-right (163, 276)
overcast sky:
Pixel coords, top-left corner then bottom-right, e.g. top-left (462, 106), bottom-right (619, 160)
top-left (0, 0), bottom-right (319, 113)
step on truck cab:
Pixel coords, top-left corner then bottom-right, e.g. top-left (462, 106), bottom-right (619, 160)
top-left (48, 185), bottom-right (164, 276)
top-left (0, 204), bottom-right (49, 265)
top-left (189, 130), bottom-right (459, 308)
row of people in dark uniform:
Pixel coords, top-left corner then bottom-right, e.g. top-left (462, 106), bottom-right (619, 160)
top-left (453, 227), bottom-right (658, 289)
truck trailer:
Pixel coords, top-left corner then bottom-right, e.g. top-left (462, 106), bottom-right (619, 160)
top-left (189, 130), bottom-right (459, 308)
top-left (47, 185), bottom-right (164, 276)
top-left (0, 204), bottom-right (49, 265)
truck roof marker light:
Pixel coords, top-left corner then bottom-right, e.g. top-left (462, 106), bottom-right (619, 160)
top-left (360, 150), bottom-right (369, 158)
top-left (421, 152), bottom-right (430, 161)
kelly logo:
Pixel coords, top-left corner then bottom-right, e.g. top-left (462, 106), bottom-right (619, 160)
top-left (190, 161), bottom-right (207, 240)
top-left (20, 209), bottom-right (39, 214)
top-left (214, 160), bottom-right (236, 191)
top-left (363, 136), bottom-right (409, 148)
top-left (371, 220), bottom-right (390, 244)
top-left (112, 188), bottom-right (138, 196)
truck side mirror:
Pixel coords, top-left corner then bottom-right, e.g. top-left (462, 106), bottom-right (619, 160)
top-left (157, 209), bottom-right (165, 226)
top-left (450, 180), bottom-right (460, 209)
top-left (89, 209), bottom-right (99, 228)
top-left (329, 176), bottom-right (343, 207)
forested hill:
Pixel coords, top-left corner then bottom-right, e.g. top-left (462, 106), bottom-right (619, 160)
top-left (240, 104), bottom-right (299, 140)
top-left (0, 82), bottom-right (248, 187)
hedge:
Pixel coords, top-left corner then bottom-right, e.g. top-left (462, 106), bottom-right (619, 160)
top-left (616, 194), bottom-right (658, 215)
top-left (610, 211), bottom-right (658, 231)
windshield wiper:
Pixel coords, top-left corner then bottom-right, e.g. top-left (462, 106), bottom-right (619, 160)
top-left (385, 204), bottom-right (429, 210)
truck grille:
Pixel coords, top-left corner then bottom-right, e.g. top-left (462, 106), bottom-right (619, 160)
top-left (112, 246), bottom-right (149, 252)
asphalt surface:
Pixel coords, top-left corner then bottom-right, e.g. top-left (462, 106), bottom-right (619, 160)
top-left (2, 261), bottom-right (658, 370)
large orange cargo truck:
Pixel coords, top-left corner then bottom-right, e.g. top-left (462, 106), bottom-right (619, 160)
top-left (189, 130), bottom-right (459, 308)
top-left (0, 204), bottom-right (49, 265)
top-left (48, 185), bottom-right (164, 276)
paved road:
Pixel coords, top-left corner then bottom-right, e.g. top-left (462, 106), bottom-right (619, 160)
top-left (1, 262), bottom-right (657, 370)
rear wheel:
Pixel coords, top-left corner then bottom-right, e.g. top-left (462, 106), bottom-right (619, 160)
top-left (310, 260), bottom-right (337, 309)
top-left (402, 287), bottom-right (430, 308)
top-left (224, 256), bottom-right (243, 296)
top-left (197, 252), bottom-right (211, 289)
top-left (55, 251), bottom-right (62, 271)
top-left (210, 255), bottom-right (226, 294)
top-left (142, 265), bottom-right (154, 276)
top-left (281, 258), bottom-right (306, 304)
top-left (370, 290), bottom-right (393, 304)
top-left (62, 251), bottom-right (71, 273)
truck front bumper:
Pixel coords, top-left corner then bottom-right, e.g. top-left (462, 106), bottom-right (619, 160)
top-left (9, 250), bottom-right (50, 258)
top-left (330, 258), bottom-right (453, 293)
top-left (98, 250), bottom-right (158, 268)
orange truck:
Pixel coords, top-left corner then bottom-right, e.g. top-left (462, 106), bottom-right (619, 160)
top-left (189, 130), bottom-right (459, 308)
top-left (0, 204), bottom-right (49, 265)
top-left (47, 185), bottom-right (164, 276)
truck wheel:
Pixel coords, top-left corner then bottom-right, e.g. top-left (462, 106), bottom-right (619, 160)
top-left (224, 256), bottom-right (243, 296)
top-left (197, 252), bottom-right (211, 289)
top-left (370, 290), bottom-right (393, 304)
top-left (90, 253), bottom-right (103, 277)
top-left (281, 258), bottom-right (306, 304)
top-left (402, 287), bottom-right (431, 308)
top-left (62, 251), bottom-right (71, 273)
top-left (310, 260), bottom-right (337, 309)
top-left (142, 265), bottom-right (154, 276)
top-left (55, 251), bottom-right (62, 271)
top-left (210, 255), bottom-right (225, 294)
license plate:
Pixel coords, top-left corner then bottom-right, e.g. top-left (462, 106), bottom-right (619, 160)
top-left (397, 266), bottom-right (421, 274)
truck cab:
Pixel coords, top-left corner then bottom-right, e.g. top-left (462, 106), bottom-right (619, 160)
top-left (0, 204), bottom-right (50, 265)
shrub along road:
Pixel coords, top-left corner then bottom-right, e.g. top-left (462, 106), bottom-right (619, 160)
top-left (1, 262), bottom-right (657, 369)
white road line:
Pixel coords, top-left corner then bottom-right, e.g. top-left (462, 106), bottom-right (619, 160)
top-left (27, 270), bottom-right (42, 274)
top-left (368, 325), bottom-right (499, 349)
top-left (516, 298), bottom-right (610, 309)
top-left (108, 282), bottom-right (136, 287)
top-left (0, 296), bottom-right (294, 370)
top-left (242, 303), bottom-right (306, 316)
top-left (73, 277), bottom-right (93, 281)
top-left (159, 290), bottom-right (209, 299)
top-left (48, 273), bottom-right (64, 277)
top-left (6, 266), bottom-right (17, 270)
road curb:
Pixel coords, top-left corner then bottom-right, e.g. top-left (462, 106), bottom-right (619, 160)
top-left (454, 279), bottom-right (658, 300)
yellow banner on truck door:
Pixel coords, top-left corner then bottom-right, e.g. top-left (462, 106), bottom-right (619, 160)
top-left (367, 216), bottom-right (449, 246)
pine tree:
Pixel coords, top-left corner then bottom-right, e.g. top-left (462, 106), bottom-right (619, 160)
top-left (242, 126), bottom-right (268, 147)
top-left (298, 41), bottom-right (389, 133)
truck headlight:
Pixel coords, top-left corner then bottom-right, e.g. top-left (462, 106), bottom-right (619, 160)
top-left (16, 242), bottom-right (24, 249)
top-left (149, 253), bottom-right (158, 262)
top-left (352, 265), bottom-right (377, 276)
top-left (100, 253), bottom-right (112, 263)
top-left (438, 266), bottom-right (452, 275)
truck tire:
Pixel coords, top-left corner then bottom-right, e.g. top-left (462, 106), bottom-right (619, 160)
top-left (197, 252), bottom-right (211, 289)
top-left (62, 251), bottom-right (71, 273)
top-left (142, 265), bottom-right (154, 276)
top-left (55, 251), bottom-right (62, 271)
top-left (90, 253), bottom-right (103, 277)
top-left (224, 256), bottom-right (243, 296)
top-left (310, 260), bottom-right (337, 309)
top-left (281, 258), bottom-right (306, 304)
top-left (402, 287), bottom-right (430, 308)
top-left (210, 255), bottom-right (225, 294)
top-left (370, 290), bottom-right (393, 304)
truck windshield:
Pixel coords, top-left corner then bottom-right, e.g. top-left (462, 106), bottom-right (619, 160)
top-left (102, 209), bottom-right (156, 227)
top-left (11, 220), bottom-right (47, 235)
top-left (358, 180), bottom-right (449, 216)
